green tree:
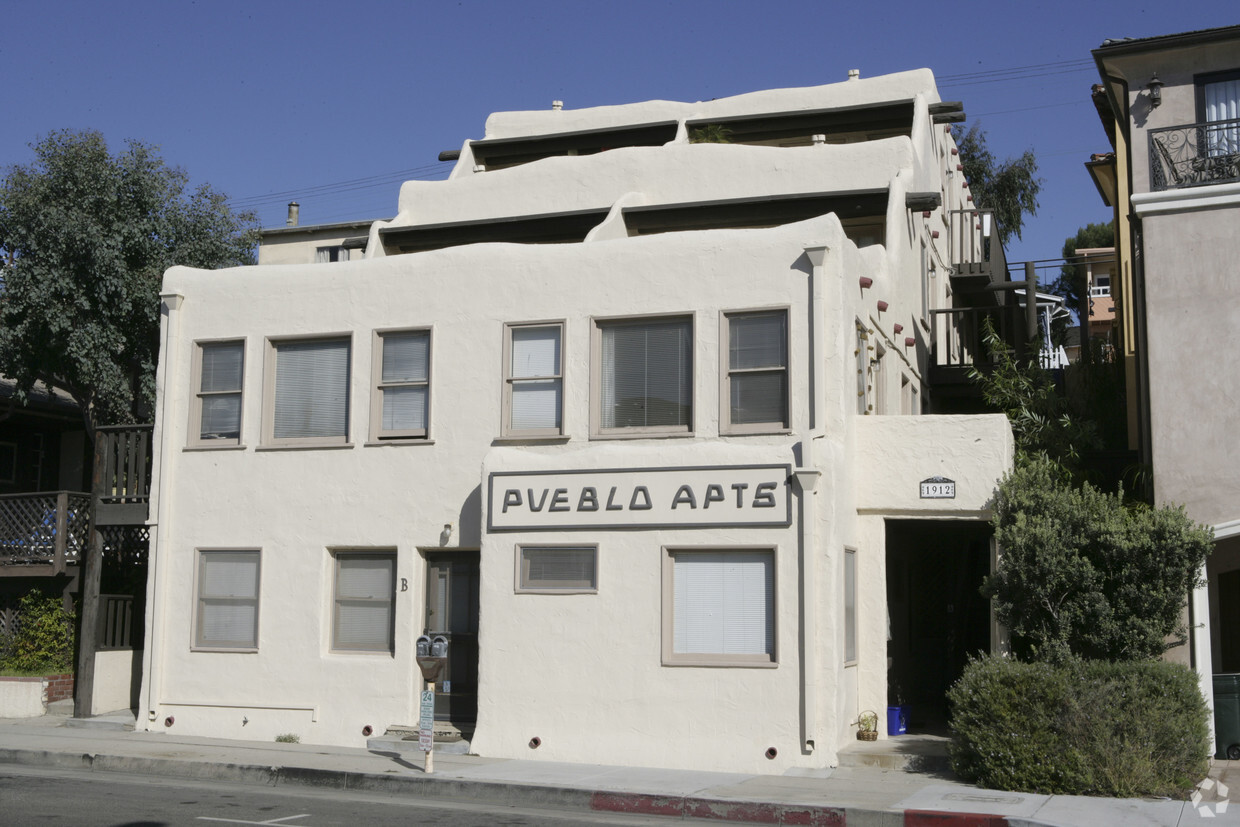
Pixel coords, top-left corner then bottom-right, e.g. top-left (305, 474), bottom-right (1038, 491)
top-left (0, 130), bottom-right (258, 433)
top-left (969, 318), bottom-right (1098, 472)
top-left (985, 455), bottom-right (1213, 663)
top-left (952, 123), bottom-right (1042, 245)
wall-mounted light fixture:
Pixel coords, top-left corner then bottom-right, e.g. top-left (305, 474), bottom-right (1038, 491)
top-left (1147, 73), bottom-right (1163, 108)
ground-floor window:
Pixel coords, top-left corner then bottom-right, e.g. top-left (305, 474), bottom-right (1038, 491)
top-left (194, 549), bottom-right (261, 651)
top-left (331, 551), bottom-right (395, 653)
top-left (516, 545), bottom-right (598, 593)
top-left (662, 547), bottom-right (775, 667)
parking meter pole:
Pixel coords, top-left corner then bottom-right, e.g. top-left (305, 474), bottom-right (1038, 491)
top-left (425, 680), bottom-right (434, 774)
top-left (415, 635), bottom-right (449, 775)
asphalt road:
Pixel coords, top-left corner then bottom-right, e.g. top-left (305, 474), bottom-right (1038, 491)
top-left (0, 765), bottom-right (687, 826)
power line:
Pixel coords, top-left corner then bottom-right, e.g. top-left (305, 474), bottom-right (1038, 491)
top-left (940, 65), bottom-right (1096, 89)
top-left (229, 164), bottom-right (450, 212)
top-left (938, 58), bottom-right (1094, 83)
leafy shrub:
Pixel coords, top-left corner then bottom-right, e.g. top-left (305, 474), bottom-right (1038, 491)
top-left (0, 591), bottom-right (76, 673)
top-left (949, 655), bottom-right (1209, 797)
top-left (986, 455), bottom-right (1213, 662)
top-left (274, 733), bottom-right (300, 743)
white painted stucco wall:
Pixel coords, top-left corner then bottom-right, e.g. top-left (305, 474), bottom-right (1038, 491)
top-left (481, 70), bottom-right (941, 141)
top-left (141, 73), bottom-right (1009, 773)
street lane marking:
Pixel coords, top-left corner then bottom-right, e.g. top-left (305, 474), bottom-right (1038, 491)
top-left (197, 815), bottom-right (311, 825)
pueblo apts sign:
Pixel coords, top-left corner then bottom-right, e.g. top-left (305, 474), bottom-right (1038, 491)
top-left (487, 465), bottom-right (793, 531)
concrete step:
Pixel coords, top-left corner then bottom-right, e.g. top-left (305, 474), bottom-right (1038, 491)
top-left (836, 734), bottom-right (952, 774)
top-left (368, 723), bottom-right (473, 756)
top-left (65, 708), bottom-right (136, 732)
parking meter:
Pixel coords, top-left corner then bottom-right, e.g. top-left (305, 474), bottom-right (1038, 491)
top-left (416, 634), bottom-right (448, 683)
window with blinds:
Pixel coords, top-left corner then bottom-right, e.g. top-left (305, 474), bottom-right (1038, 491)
top-left (195, 550), bottom-right (260, 650)
top-left (504, 322), bottom-right (563, 437)
top-left (723, 310), bottom-right (788, 433)
top-left (517, 545), bottom-right (597, 593)
top-left (192, 340), bottom-right (244, 446)
top-left (596, 315), bottom-right (692, 435)
top-left (663, 548), bottom-right (776, 666)
top-left (266, 337), bottom-right (351, 446)
top-left (332, 552), bottom-right (395, 653)
top-left (371, 330), bottom-right (430, 440)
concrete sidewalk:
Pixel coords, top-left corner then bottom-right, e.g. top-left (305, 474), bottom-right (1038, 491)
top-left (0, 711), bottom-right (1235, 826)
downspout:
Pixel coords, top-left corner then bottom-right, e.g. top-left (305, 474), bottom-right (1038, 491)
top-left (796, 245), bottom-right (831, 753)
top-left (139, 290), bottom-right (184, 728)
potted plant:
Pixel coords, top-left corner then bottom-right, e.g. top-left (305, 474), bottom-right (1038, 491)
top-left (856, 709), bottom-right (879, 741)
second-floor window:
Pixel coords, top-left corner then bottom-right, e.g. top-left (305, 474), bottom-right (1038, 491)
top-left (722, 310), bottom-right (788, 433)
top-left (265, 336), bottom-right (352, 446)
top-left (192, 340), bottom-right (244, 446)
top-left (1201, 71), bottom-right (1240, 156)
top-left (595, 315), bottom-right (693, 436)
top-left (503, 322), bottom-right (564, 437)
top-left (371, 329), bottom-right (430, 441)
top-left (315, 246), bottom-right (350, 263)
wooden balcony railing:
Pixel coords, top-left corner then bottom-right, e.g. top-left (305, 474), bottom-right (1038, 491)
top-left (947, 207), bottom-right (1007, 281)
top-left (930, 303), bottom-right (1034, 374)
top-left (97, 593), bottom-right (139, 650)
top-left (0, 491), bottom-right (91, 572)
top-left (94, 425), bottom-right (153, 527)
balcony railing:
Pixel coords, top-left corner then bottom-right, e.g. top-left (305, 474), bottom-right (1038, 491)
top-left (94, 425), bottom-right (153, 526)
top-left (930, 303), bottom-right (1034, 373)
top-left (947, 208), bottom-right (1007, 280)
top-left (0, 491), bottom-right (91, 571)
top-left (1149, 118), bottom-right (1240, 191)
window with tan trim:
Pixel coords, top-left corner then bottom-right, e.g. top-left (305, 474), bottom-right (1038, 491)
top-left (662, 546), bottom-right (776, 667)
top-left (722, 309), bottom-right (788, 433)
top-left (331, 551), bottom-right (395, 653)
top-left (503, 322), bottom-right (563, 437)
top-left (370, 329), bottom-right (430, 441)
top-left (593, 314), bottom-right (693, 436)
top-left (263, 335), bottom-right (351, 447)
top-left (194, 549), bottom-right (260, 651)
top-left (515, 545), bottom-right (597, 593)
top-left (190, 339), bottom-right (244, 446)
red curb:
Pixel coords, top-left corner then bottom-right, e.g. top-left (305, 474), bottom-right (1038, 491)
top-left (591, 792), bottom-right (846, 825)
top-left (591, 791), bottom-right (684, 817)
top-left (905, 810), bottom-right (1008, 827)
top-left (684, 799), bottom-right (783, 823)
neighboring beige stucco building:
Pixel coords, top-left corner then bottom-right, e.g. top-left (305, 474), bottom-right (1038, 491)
top-left (1090, 26), bottom-right (1240, 737)
top-left (139, 71), bottom-right (1014, 773)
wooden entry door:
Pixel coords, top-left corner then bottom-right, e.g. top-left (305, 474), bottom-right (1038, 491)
top-left (424, 551), bottom-right (479, 723)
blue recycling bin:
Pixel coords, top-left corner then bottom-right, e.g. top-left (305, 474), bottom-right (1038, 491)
top-left (887, 705), bottom-right (908, 736)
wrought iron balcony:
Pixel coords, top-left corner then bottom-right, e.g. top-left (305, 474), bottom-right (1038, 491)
top-left (0, 491), bottom-right (91, 571)
top-left (1149, 118), bottom-right (1240, 191)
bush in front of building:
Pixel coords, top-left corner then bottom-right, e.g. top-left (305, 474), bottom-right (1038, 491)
top-left (0, 591), bottom-right (75, 674)
top-left (948, 655), bottom-right (1209, 797)
top-left (985, 455), bottom-right (1213, 663)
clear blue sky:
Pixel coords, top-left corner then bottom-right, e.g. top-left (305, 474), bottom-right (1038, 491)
top-left (2, 1), bottom-right (1235, 269)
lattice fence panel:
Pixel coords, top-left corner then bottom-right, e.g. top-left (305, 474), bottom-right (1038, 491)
top-left (0, 494), bottom-right (57, 565)
top-left (100, 525), bottom-right (150, 568)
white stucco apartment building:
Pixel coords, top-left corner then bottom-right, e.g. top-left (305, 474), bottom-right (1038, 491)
top-left (138, 70), bottom-right (1014, 774)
